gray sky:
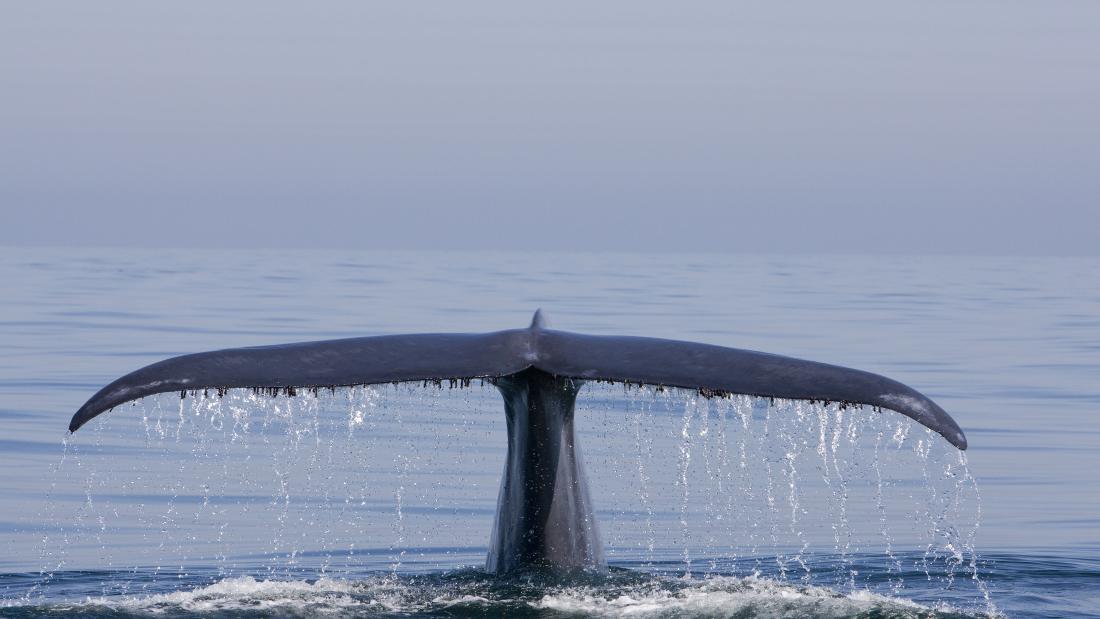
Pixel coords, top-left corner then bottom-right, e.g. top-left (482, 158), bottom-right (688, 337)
top-left (2, 2), bottom-right (1098, 254)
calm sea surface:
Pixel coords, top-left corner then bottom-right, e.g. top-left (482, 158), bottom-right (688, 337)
top-left (0, 248), bottom-right (1097, 618)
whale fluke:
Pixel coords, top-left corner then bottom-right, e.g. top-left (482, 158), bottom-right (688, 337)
top-left (535, 330), bottom-right (967, 450)
top-left (68, 311), bottom-right (966, 450)
top-left (68, 311), bottom-right (966, 574)
top-left (68, 331), bottom-right (532, 433)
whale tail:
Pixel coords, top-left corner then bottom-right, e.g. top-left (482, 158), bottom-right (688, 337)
top-left (69, 310), bottom-right (965, 450)
top-left (68, 310), bottom-right (966, 574)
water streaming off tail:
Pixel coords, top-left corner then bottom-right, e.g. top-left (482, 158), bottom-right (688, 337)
top-left (34, 383), bottom-right (988, 611)
top-left (41, 385), bottom-right (506, 582)
top-left (577, 385), bottom-right (984, 596)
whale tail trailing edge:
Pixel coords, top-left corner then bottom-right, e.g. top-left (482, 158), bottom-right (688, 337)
top-left (68, 310), bottom-right (966, 450)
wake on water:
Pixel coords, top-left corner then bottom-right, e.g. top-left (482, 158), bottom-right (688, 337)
top-left (2, 568), bottom-right (991, 618)
top-left (9, 384), bottom-right (997, 617)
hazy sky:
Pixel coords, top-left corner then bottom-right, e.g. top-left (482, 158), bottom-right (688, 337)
top-left (2, 2), bottom-right (1098, 254)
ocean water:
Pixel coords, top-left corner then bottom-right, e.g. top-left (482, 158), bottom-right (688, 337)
top-left (0, 248), bottom-right (1097, 618)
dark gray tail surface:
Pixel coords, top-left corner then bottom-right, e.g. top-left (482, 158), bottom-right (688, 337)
top-left (69, 311), bottom-right (966, 449)
top-left (488, 368), bottom-right (603, 573)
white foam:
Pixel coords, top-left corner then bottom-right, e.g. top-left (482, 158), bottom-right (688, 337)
top-left (432, 593), bottom-right (495, 606)
top-left (47, 573), bottom-right (987, 618)
top-left (534, 575), bottom-right (950, 618)
top-left (85, 576), bottom-right (377, 614)
top-left (73, 575), bottom-right (514, 615)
